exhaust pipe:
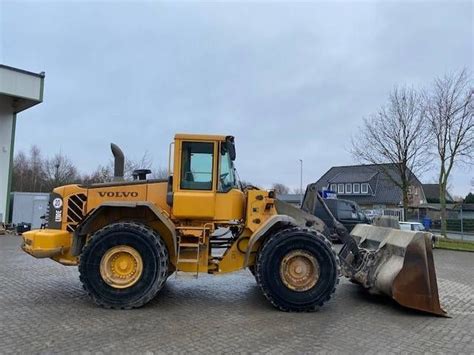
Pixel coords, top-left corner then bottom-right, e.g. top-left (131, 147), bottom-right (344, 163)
top-left (110, 143), bottom-right (124, 181)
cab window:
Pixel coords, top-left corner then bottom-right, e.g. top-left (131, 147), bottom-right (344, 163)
top-left (338, 201), bottom-right (358, 220)
top-left (180, 142), bottom-right (214, 190)
top-left (218, 145), bottom-right (237, 192)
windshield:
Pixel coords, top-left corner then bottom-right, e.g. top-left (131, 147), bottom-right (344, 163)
top-left (218, 148), bottom-right (237, 192)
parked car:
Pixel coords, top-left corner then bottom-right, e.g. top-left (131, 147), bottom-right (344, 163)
top-left (312, 198), bottom-right (370, 242)
top-left (399, 222), bottom-right (425, 232)
top-left (399, 222), bottom-right (436, 248)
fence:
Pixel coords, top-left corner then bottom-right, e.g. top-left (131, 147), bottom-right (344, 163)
top-left (432, 219), bottom-right (474, 233)
top-left (382, 208), bottom-right (405, 222)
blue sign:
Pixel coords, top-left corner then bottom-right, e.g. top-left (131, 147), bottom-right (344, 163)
top-left (323, 190), bottom-right (337, 199)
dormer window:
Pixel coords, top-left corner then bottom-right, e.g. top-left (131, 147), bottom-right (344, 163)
top-left (337, 184), bottom-right (344, 193)
top-left (353, 183), bottom-right (360, 193)
top-left (345, 184), bottom-right (352, 194)
top-left (361, 183), bottom-right (369, 194)
top-left (330, 184), bottom-right (337, 192)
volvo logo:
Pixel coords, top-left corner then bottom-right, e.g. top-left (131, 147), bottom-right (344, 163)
top-left (98, 191), bottom-right (139, 198)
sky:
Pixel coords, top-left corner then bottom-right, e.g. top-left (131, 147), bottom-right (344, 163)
top-left (1, 0), bottom-right (473, 196)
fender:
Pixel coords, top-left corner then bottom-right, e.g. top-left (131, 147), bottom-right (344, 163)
top-left (71, 201), bottom-right (177, 256)
top-left (243, 214), bottom-right (296, 267)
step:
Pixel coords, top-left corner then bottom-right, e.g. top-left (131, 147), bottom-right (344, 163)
top-left (176, 226), bottom-right (207, 230)
top-left (179, 243), bottom-right (200, 248)
top-left (177, 258), bottom-right (199, 263)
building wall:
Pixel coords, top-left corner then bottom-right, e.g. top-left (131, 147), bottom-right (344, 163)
top-left (0, 97), bottom-right (15, 223)
top-left (459, 211), bottom-right (474, 219)
top-left (355, 203), bottom-right (400, 210)
top-left (408, 184), bottom-right (425, 207)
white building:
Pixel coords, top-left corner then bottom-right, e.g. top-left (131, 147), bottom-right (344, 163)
top-left (0, 65), bottom-right (45, 222)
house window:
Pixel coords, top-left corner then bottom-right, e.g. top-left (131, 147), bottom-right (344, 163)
top-left (330, 184), bottom-right (337, 192)
top-left (361, 183), bottom-right (369, 194)
top-left (353, 183), bottom-right (360, 194)
top-left (345, 183), bottom-right (352, 194)
top-left (337, 184), bottom-right (344, 194)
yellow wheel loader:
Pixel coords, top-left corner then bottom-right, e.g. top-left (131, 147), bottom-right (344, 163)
top-left (22, 134), bottom-right (445, 315)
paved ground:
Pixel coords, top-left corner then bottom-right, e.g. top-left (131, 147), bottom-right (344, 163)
top-left (0, 236), bottom-right (473, 354)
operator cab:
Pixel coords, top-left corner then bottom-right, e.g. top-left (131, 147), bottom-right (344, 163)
top-left (170, 134), bottom-right (244, 220)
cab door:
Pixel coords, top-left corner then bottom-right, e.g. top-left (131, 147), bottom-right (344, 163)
top-left (172, 140), bottom-right (216, 219)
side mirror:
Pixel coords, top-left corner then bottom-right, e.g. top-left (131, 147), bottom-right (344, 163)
top-left (225, 136), bottom-right (236, 161)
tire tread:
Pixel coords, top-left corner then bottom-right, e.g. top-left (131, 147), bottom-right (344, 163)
top-left (78, 221), bottom-right (168, 309)
top-left (255, 226), bottom-right (339, 312)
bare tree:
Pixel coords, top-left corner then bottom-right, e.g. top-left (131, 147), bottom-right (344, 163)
top-left (352, 86), bottom-right (431, 215)
top-left (150, 167), bottom-right (169, 180)
top-left (29, 145), bottom-right (45, 192)
top-left (82, 165), bottom-right (113, 184)
top-left (12, 151), bottom-right (29, 192)
top-left (44, 152), bottom-right (80, 191)
top-left (11, 147), bottom-right (48, 192)
top-left (424, 69), bottom-right (473, 236)
top-left (272, 183), bottom-right (290, 195)
top-left (123, 151), bottom-right (153, 180)
top-left (292, 187), bottom-right (305, 195)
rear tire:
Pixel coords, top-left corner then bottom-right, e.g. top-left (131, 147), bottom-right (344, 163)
top-left (79, 222), bottom-right (169, 309)
top-left (255, 227), bottom-right (339, 312)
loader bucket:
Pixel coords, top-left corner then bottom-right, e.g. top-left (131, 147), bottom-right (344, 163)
top-left (347, 224), bottom-right (446, 316)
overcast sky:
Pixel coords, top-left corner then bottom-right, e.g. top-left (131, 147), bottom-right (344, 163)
top-left (1, 1), bottom-right (473, 196)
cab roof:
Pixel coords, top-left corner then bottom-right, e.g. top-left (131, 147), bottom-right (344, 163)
top-left (174, 133), bottom-right (229, 141)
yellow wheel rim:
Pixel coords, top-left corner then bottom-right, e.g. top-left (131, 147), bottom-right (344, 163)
top-left (100, 245), bottom-right (143, 289)
top-left (280, 250), bottom-right (320, 292)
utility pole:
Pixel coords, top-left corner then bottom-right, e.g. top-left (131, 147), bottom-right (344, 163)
top-left (299, 159), bottom-right (303, 205)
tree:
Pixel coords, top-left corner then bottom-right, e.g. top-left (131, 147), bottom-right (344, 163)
top-left (464, 193), bottom-right (474, 204)
top-left (123, 151), bottom-right (153, 180)
top-left (424, 69), bottom-right (473, 236)
top-left (272, 183), bottom-right (290, 195)
top-left (82, 165), bottom-right (113, 185)
top-left (292, 187), bottom-right (305, 195)
top-left (11, 151), bottom-right (29, 192)
top-left (43, 152), bottom-right (80, 191)
top-left (351, 86), bottom-right (430, 215)
top-left (150, 167), bottom-right (169, 180)
top-left (11, 144), bottom-right (173, 190)
top-left (29, 145), bottom-right (45, 192)
top-left (11, 146), bottom-right (48, 192)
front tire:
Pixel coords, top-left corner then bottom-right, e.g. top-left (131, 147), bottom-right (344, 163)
top-left (79, 222), bottom-right (169, 309)
top-left (255, 227), bottom-right (339, 312)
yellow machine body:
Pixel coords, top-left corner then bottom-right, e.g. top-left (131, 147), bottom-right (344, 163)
top-left (23, 134), bottom-right (278, 274)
